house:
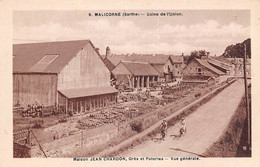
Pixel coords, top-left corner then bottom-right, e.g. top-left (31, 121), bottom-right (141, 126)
top-left (111, 61), bottom-right (160, 89)
top-left (183, 58), bottom-right (225, 78)
top-left (140, 54), bottom-right (185, 82)
top-left (102, 49), bottom-right (185, 82)
top-left (13, 40), bottom-right (118, 114)
top-left (138, 54), bottom-right (175, 82)
top-left (170, 55), bottom-right (185, 79)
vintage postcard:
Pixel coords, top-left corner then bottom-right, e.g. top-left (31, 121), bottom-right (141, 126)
top-left (1, 0), bottom-right (260, 167)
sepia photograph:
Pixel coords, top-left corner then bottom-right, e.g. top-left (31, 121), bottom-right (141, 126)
top-left (12, 9), bottom-right (252, 159)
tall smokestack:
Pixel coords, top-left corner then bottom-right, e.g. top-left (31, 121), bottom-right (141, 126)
top-left (106, 46), bottom-right (111, 58)
top-left (181, 53), bottom-right (184, 62)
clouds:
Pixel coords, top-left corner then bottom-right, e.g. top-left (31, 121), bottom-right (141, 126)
top-left (159, 20), bottom-right (249, 40)
top-left (13, 18), bottom-right (250, 56)
top-left (14, 22), bottom-right (83, 42)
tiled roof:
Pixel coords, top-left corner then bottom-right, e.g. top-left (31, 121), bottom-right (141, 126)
top-left (210, 55), bottom-right (231, 65)
top-left (206, 58), bottom-right (232, 71)
top-left (13, 40), bottom-right (91, 73)
top-left (195, 59), bottom-right (225, 75)
top-left (58, 86), bottom-right (118, 99)
top-left (151, 64), bottom-right (164, 77)
top-left (108, 56), bottom-right (128, 66)
top-left (106, 54), bottom-right (183, 66)
top-left (141, 54), bottom-right (170, 64)
top-left (103, 58), bottom-right (116, 72)
top-left (170, 55), bottom-right (183, 63)
top-left (207, 57), bottom-right (231, 65)
top-left (121, 61), bottom-right (160, 76)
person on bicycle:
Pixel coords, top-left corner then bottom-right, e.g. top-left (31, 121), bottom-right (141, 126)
top-left (180, 118), bottom-right (186, 136)
top-left (160, 120), bottom-right (167, 140)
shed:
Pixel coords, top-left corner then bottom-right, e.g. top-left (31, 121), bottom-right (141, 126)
top-left (112, 61), bottom-right (160, 89)
top-left (13, 40), bottom-right (118, 114)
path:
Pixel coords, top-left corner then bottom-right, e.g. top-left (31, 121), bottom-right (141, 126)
top-left (119, 80), bottom-right (245, 157)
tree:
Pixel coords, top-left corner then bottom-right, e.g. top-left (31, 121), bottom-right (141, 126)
top-left (222, 38), bottom-right (251, 58)
top-left (185, 50), bottom-right (208, 64)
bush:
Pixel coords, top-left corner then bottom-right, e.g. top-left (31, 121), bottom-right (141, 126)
top-left (225, 132), bottom-right (233, 144)
top-left (195, 92), bottom-right (201, 98)
top-left (130, 121), bottom-right (143, 133)
top-left (32, 120), bottom-right (43, 129)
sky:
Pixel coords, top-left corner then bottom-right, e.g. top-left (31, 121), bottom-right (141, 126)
top-left (13, 10), bottom-right (250, 56)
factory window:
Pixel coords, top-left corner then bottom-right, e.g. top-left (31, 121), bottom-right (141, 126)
top-left (197, 68), bottom-right (202, 75)
top-left (38, 54), bottom-right (59, 64)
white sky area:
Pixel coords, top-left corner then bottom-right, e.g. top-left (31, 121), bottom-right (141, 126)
top-left (13, 10), bottom-right (250, 56)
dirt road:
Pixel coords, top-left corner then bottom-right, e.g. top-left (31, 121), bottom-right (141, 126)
top-left (119, 80), bottom-right (245, 157)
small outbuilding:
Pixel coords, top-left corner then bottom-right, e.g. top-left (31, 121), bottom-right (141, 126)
top-left (111, 61), bottom-right (160, 89)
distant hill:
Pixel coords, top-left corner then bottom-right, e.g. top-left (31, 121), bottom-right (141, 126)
top-left (222, 38), bottom-right (251, 58)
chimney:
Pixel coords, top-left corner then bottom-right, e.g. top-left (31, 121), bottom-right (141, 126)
top-left (181, 53), bottom-right (184, 62)
top-left (105, 46), bottom-right (111, 58)
top-left (206, 52), bottom-right (210, 57)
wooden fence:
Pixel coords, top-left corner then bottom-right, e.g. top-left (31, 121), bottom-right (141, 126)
top-left (13, 129), bottom-right (31, 144)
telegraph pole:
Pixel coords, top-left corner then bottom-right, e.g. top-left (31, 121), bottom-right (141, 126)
top-left (81, 111), bottom-right (83, 149)
top-left (243, 44), bottom-right (250, 151)
top-left (81, 129), bottom-right (83, 149)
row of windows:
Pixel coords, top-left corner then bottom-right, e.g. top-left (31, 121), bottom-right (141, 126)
top-left (189, 67), bottom-right (201, 70)
top-left (166, 64), bottom-right (180, 69)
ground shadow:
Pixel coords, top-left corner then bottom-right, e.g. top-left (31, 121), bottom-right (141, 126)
top-left (170, 134), bottom-right (181, 138)
top-left (169, 148), bottom-right (206, 157)
top-left (152, 136), bottom-right (163, 143)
